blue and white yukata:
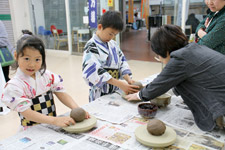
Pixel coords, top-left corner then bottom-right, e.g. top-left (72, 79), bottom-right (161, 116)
top-left (82, 34), bottom-right (132, 102)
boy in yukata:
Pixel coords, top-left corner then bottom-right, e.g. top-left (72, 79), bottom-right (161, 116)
top-left (82, 10), bottom-right (139, 102)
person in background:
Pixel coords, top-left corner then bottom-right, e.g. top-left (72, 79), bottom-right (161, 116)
top-left (185, 13), bottom-right (200, 34)
top-left (195, 0), bottom-right (225, 54)
top-left (126, 25), bottom-right (225, 132)
top-left (0, 20), bottom-right (14, 82)
top-left (82, 10), bottom-right (139, 102)
top-left (132, 12), bottom-right (139, 30)
top-left (1, 34), bottom-right (90, 130)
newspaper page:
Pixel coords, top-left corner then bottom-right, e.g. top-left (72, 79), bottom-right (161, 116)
top-left (0, 124), bottom-right (125, 150)
top-left (0, 125), bottom-right (84, 150)
top-left (82, 92), bottom-right (141, 124)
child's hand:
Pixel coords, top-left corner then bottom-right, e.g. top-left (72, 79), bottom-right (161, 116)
top-left (127, 79), bottom-right (135, 85)
top-left (85, 111), bottom-right (90, 119)
top-left (53, 116), bottom-right (75, 127)
top-left (119, 81), bottom-right (139, 95)
top-left (123, 74), bottom-right (135, 84)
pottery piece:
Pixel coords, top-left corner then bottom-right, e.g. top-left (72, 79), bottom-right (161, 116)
top-left (132, 81), bottom-right (144, 90)
top-left (135, 125), bottom-right (177, 148)
top-left (151, 93), bottom-right (171, 108)
top-left (138, 103), bottom-right (158, 119)
top-left (70, 107), bottom-right (86, 122)
top-left (147, 119), bottom-right (166, 136)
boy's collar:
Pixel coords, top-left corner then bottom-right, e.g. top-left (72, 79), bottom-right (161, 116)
top-left (93, 34), bottom-right (109, 50)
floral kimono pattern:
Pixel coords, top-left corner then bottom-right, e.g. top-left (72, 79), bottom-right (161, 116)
top-left (1, 68), bottom-right (64, 127)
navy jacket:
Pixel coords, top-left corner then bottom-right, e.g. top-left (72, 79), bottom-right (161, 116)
top-left (139, 43), bottom-right (225, 131)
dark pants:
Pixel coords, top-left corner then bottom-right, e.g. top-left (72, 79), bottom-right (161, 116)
top-left (2, 65), bottom-right (10, 82)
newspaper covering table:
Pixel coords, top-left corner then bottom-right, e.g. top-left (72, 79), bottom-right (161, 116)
top-left (0, 74), bottom-right (225, 150)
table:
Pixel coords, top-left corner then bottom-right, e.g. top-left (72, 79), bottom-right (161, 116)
top-left (0, 64), bottom-right (10, 115)
top-left (71, 27), bottom-right (80, 45)
top-left (77, 29), bottom-right (90, 53)
top-left (0, 75), bottom-right (224, 150)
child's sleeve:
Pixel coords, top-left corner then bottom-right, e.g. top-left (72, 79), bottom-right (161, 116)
top-left (46, 70), bottom-right (65, 93)
top-left (117, 47), bottom-right (132, 77)
top-left (82, 46), bottom-right (112, 88)
top-left (1, 83), bottom-right (32, 112)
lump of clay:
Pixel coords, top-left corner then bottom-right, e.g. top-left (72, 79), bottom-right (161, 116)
top-left (70, 108), bottom-right (86, 122)
top-left (147, 119), bottom-right (166, 136)
top-left (132, 81), bottom-right (144, 90)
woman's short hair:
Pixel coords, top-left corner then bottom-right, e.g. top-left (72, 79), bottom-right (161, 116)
top-left (151, 25), bottom-right (188, 58)
top-left (98, 10), bottom-right (124, 31)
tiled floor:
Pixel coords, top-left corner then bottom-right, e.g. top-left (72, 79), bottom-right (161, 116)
top-left (0, 50), bottom-right (162, 140)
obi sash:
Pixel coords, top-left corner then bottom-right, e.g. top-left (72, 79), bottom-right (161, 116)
top-left (104, 68), bottom-right (119, 79)
top-left (19, 90), bottom-right (56, 127)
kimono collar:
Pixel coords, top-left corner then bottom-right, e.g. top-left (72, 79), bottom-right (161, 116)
top-left (93, 34), bottom-right (109, 50)
top-left (16, 68), bottom-right (40, 83)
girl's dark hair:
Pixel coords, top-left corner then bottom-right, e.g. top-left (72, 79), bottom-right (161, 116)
top-left (151, 25), bottom-right (188, 58)
top-left (16, 35), bottom-right (46, 75)
top-left (98, 10), bottom-right (124, 31)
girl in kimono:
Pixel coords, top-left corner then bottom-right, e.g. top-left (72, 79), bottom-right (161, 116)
top-left (82, 11), bottom-right (139, 102)
top-left (1, 35), bottom-right (89, 129)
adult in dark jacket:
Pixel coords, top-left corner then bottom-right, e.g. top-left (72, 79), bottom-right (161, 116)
top-left (126, 25), bottom-right (225, 131)
top-left (195, 0), bottom-right (225, 54)
top-left (186, 13), bottom-right (200, 34)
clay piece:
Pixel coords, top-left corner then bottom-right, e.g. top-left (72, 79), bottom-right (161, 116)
top-left (147, 119), bottom-right (166, 136)
top-left (132, 81), bottom-right (144, 90)
top-left (151, 93), bottom-right (171, 108)
top-left (70, 107), bottom-right (86, 122)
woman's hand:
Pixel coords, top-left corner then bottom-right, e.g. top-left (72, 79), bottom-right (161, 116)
top-left (197, 28), bottom-right (207, 39)
top-left (125, 93), bottom-right (141, 102)
top-left (53, 116), bottom-right (75, 127)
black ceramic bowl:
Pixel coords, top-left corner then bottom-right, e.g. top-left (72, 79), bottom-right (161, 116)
top-left (138, 103), bottom-right (158, 119)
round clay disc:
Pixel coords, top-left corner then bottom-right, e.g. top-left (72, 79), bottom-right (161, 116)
top-left (135, 125), bottom-right (176, 148)
top-left (62, 115), bottom-right (97, 133)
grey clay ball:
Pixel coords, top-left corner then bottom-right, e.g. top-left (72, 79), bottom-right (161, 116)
top-left (147, 119), bottom-right (166, 136)
top-left (70, 108), bottom-right (86, 122)
top-left (132, 81), bottom-right (144, 90)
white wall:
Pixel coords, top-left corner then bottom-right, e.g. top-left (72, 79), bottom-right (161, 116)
top-left (9, 0), bottom-right (32, 42)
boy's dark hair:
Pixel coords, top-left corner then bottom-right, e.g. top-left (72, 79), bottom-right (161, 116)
top-left (16, 35), bottom-right (46, 75)
top-left (98, 10), bottom-right (124, 31)
top-left (151, 25), bottom-right (188, 58)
